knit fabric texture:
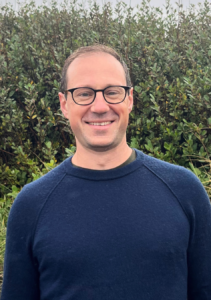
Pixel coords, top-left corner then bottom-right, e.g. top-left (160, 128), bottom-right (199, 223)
top-left (2, 149), bottom-right (211, 300)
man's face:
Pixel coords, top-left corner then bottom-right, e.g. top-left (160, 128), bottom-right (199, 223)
top-left (59, 52), bottom-right (133, 153)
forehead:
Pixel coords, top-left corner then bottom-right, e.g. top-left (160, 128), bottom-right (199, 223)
top-left (66, 52), bottom-right (126, 88)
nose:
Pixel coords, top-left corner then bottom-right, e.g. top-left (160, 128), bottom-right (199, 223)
top-left (90, 91), bottom-right (110, 114)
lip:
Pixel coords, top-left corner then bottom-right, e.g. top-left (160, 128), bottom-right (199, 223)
top-left (85, 120), bottom-right (114, 129)
top-left (85, 120), bottom-right (114, 123)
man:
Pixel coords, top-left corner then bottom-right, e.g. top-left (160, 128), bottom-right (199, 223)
top-left (2, 45), bottom-right (211, 300)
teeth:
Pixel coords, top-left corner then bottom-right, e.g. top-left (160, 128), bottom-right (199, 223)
top-left (89, 122), bottom-right (112, 126)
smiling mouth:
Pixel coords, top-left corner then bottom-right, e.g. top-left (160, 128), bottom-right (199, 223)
top-left (86, 121), bottom-right (113, 126)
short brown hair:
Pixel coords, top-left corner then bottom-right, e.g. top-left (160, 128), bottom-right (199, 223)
top-left (60, 44), bottom-right (131, 93)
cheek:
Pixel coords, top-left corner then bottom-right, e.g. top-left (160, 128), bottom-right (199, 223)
top-left (68, 111), bottom-right (77, 129)
top-left (67, 106), bottom-right (85, 130)
top-left (68, 114), bottom-right (79, 136)
top-left (66, 105), bottom-right (75, 129)
top-left (125, 98), bottom-right (133, 112)
top-left (117, 104), bottom-right (131, 120)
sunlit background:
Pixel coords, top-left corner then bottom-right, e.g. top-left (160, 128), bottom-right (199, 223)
top-left (0, 0), bottom-right (206, 10)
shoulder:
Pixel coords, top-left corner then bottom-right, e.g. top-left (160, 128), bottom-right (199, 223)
top-left (141, 151), bottom-right (204, 191)
top-left (141, 151), bottom-right (197, 182)
top-left (8, 158), bottom-right (70, 229)
top-left (137, 150), bottom-right (211, 218)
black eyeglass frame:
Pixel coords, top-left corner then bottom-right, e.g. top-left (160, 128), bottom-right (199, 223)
top-left (64, 86), bottom-right (132, 106)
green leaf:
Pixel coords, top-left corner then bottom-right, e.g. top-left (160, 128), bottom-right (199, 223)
top-left (45, 141), bottom-right (52, 149)
top-left (9, 91), bottom-right (15, 97)
top-left (130, 137), bottom-right (139, 149)
top-left (164, 142), bottom-right (170, 151)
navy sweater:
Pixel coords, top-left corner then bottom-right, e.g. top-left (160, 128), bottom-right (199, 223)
top-left (2, 150), bottom-right (211, 300)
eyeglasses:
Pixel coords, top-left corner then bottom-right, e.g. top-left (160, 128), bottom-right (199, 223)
top-left (64, 86), bottom-right (132, 106)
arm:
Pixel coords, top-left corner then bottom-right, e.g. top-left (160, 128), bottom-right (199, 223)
top-left (143, 154), bottom-right (211, 299)
top-left (1, 188), bottom-right (40, 300)
top-left (187, 179), bottom-right (211, 300)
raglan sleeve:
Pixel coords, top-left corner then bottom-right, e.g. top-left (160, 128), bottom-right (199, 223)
top-left (185, 173), bottom-right (211, 300)
top-left (1, 186), bottom-right (40, 300)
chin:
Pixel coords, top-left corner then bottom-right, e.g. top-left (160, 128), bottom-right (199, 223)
top-left (75, 134), bottom-right (125, 153)
top-left (86, 143), bottom-right (117, 153)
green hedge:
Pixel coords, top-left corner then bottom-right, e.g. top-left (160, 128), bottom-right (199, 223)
top-left (1, 0), bottom-right (211, 205)
top-left (0, 1), bottom-right (211, 275)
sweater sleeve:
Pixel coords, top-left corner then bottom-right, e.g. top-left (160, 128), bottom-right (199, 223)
top-left (1, 162), bottom-right (66, 300)
top-left (166, 168), bottom-right (211, 300)
top-left (143, 154), bottom-right (211, 300)
top-left (185, 174), bottom-right (211, 300)
top-left (1, 186), bottom-right (40, 300)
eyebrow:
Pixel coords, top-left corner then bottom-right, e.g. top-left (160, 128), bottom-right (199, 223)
top-left (68, 84), bottom-right (124, 89)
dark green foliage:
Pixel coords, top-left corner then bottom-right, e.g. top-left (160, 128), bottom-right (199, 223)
top-left (0, 1), bottom-right (211, 198)
top-left (0, 0), bottom-right (211, 284)
top-left (0, 0), bottom-right (211, 219)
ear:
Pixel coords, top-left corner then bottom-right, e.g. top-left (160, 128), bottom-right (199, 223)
top-left (128, 87), bottom-right (133, 113)
top-left (58, 92), bottom-right (69, 119)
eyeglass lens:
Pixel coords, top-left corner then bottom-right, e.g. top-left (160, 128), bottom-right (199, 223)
top-left (73, 87), bottom-right (126, 105)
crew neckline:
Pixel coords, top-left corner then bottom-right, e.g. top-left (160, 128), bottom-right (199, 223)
top-left (72, 149), bottom-right (136, 170)
top-left (63, 149), bottom-right (145, 181)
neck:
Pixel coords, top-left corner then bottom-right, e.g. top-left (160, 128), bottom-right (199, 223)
top-left (72, 141), bottom-right (132, 170)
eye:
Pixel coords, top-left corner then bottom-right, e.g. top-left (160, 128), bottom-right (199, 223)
top-left (79, 92), bottom-right (92, 97)
top-left (74, 88), bottom-right (94, 98)
top-left (105, 87), bottom-right (123, 97)
top-left (107, 90), bottom-right (118, 95)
